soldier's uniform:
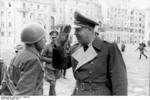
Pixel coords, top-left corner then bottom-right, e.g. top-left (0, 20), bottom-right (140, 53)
top-left (41, 42), bottom-right (61, 95)
top-left (71, 38), bottom-right (127, 95)
top-left (53, 12), bottom-right (128, 95)
top-left (7, 23), bottom-right (46, 96)
top-left (8, 46), bottom-right (44, 95)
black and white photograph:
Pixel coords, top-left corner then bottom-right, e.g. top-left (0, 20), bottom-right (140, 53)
top-left (0, 0), bottom-right (150, 97)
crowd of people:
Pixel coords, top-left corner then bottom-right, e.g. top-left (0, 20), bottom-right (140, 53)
top-left (0, 11), bottom-right (128, 96)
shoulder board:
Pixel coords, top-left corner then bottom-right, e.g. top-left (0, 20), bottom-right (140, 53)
top-left (103, 40), bottom-right (111, 44)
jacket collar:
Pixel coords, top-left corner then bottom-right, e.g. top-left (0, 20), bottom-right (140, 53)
top-left (25, 45), bottom-right (40, 59)
top-left (92, 37), bottom-right (103, 51)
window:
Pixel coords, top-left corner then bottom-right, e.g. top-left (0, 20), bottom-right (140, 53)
top-left (1, 32), bottom-right (4, 37)
top-left (9, 2), bottom-right (11, 7)
top-left (1, 22), bottom-right (4, 28)
top-left (23, 2), bottom-right (26, 9)
top-left (130, 23), bottom-right (134, 27)
top-left (37, 5), bottom-right (40, 9)
top-left (9, 22), bottom-right (12, 27)
top-left (1, 11), bottom-right (4, 17)
top-left (23, 12), bottom-right (26, 18)
top-left (9, 32), bottom-right (11, 37)
top-left (142, 30), bottom-right (144, 33)
top-left (130, 29), bottom-right (133, 33)
top-left (30, 13), bottom-right (33, 18)
top-left (131, 11), bottom-right (134, 14)
top-left (139, 29), bottom-right (141, 33)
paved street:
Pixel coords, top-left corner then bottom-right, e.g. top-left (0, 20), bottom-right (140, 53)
top-left (122, 44), bottom-right (150, 96)
top-left (0, 44), bottom-right (150, 96)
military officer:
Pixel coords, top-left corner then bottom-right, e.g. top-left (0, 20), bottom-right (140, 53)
top-left (53, 11), bottom-right (128, 95)
top-left (8, 23), bottom-right (46, 95)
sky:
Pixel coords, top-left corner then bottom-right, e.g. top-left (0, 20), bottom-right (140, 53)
top-left (130, 0), bottom-right (150, 9)
top-left (98, 0), bottom-right (150, 9)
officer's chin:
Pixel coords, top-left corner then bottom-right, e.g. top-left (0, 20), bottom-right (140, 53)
top-left (77, 39), bottom-right (84, 45)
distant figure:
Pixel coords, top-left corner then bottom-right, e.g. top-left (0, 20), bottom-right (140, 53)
top-left (121, 42), bottom-right (126, 52)
top-left (141, 41), bottom-right (146, 48)
top-left (136, 43), bottom-right (148, 60)
top-left (0, 57), bottom-right (11, 95)
top-left (41, 30), bottom-right (61, 95)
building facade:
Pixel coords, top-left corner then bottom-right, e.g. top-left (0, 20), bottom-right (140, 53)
top-left (130, 9), bottom-right (145, 44)
top-left (0, 0), bottom-right (14, 49)
top-left (0, 0), bottom-right (54, 49)
top-left (144, 9), bottom-right (150, 42)
top-left (13, 0), bottom-right (52, 44)
top-left (0, 0), bottom-right (102, 49)
top-left (100, 0), bottom-right (146, 44)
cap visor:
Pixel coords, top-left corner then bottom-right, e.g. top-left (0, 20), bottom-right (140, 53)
top-left (72, 24), bottom-right (82, 29)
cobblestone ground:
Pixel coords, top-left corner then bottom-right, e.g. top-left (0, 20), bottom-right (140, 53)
top-left (122, 44), bottom-right (150, 96)
top-left (0, 44), bottom-right (149, 96)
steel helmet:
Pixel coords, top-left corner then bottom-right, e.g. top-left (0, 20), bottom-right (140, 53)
top-left (21, 23), bottom-right (46, 44)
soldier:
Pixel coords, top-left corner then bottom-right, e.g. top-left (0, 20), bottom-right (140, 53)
top-left (41, 30), bottom-right (61, 96)
top-left (8, 23), bottom-right (46, 95)
top-left (121, 41), bottom-right (126, 52)
top-left (0, 57), bottom-right (11, 95)
top-left (53, 11), bottom-right (128, 95)
top-left (136, 43), bottom-right (148, 60)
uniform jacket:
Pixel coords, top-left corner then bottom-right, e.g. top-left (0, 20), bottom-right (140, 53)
top-left (41, 43), bottom-right (54, 70)
top-left (53, 37), bottom-right (128, 95)
top-left (8, 46), bottom-right (44, 96)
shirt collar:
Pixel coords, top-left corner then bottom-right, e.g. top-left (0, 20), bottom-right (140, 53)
top-left (25, 46), bottom-right (40, 58)
top-left (88, 36), bottom-right (95, 47)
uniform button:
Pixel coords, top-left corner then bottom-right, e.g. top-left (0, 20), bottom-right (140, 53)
top-left (90, 61), bottom-right (94, 64)
top-left (89, 71), bottom-right (93, 74)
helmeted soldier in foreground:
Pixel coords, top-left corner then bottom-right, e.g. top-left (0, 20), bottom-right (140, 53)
top-left (53, 11), bottom-right (128, 95)
top-left (8, 23), bottom-right (46, 95)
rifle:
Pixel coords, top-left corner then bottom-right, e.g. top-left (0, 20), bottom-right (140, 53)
top-left (2, 63), bottom-right (16, 95)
